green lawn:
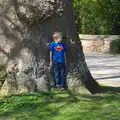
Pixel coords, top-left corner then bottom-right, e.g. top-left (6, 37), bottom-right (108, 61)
top-left (0, 86), bottom-right (120, 120)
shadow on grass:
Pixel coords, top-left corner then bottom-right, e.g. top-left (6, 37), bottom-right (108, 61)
top-left (0, 91), bottom-right (79, 120)
top-left (101, 85), bottom-right (120, 93)
top-left (0, 87), bottom-right (120, 120)
top-left (75, 85), bottom-right (120, 102)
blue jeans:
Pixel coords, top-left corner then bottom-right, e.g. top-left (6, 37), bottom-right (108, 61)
top-left (53, 62), bottom-right (66, 87)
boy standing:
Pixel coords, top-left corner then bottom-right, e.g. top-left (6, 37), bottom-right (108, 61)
top-left (49, 32), bottom-right (67, 90)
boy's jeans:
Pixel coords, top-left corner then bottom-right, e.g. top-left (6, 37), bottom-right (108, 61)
top-left (53, 62), bottom-right (66, 87)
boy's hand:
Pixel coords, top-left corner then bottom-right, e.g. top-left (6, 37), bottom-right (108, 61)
top-left (65, 61), bottom-right (68, 67)
top-left (50, 61), bottom-right (53, 67)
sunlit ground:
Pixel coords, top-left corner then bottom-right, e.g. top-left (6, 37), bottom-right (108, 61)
top-left (0, 86), bottom-right (120, 120)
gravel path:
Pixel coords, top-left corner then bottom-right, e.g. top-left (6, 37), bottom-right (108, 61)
top-left (85, 52), bottom-right (120, 87)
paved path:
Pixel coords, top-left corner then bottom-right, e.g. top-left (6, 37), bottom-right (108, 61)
top-left (84, 52), bottom-right (120, 87)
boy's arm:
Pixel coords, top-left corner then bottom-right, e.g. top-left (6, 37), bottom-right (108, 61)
top-left (64, 52), bottom-right (67, 65)
top-left (49, 42), bottom-right (53, 67)
top-left (63, 43), bottom-right (67, 65)
top-left (50, 51), bottom-right (52, 63)
top-left (50, 51), bottom-right (52, 66)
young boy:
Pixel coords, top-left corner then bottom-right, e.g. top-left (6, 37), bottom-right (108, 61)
top-left (49, 32), bottom-right (67, 90)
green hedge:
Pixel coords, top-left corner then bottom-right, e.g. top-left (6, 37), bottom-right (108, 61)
top-left (110, 39), bottom-right (120, 54)
top-left (73, 0), bottom-right (120, 35)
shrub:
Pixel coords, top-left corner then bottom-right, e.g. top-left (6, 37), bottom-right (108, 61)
top-left (110, 39), bottom-right (120, 54)
top-left (73, 0), bottom-right (120, 34)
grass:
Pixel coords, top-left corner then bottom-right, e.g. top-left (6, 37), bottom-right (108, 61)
top-left (0, 86), bottom-right (120, 120)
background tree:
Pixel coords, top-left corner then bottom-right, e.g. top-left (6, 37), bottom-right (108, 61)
top-left (73, 0), bottom-right (120, 34)
top-left (0, 0), bottom-right (100, 96)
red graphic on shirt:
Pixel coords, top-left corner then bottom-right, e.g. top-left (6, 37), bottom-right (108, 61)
top-left (54, 45), bottom-right (63, 52)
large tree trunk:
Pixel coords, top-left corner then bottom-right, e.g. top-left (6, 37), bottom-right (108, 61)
top-left (0, 0), bottom-right (100, 96)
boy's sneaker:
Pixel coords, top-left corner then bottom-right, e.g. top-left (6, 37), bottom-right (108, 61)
top-left (59, 87), bottom-right (65, 91)
top-left (53, 86), bottom-right (60, 91)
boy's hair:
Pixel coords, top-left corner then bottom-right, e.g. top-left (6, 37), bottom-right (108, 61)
top-left (53, 32), bottom-right (63, 40)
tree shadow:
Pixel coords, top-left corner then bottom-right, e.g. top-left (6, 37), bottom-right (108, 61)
top-left (101, 85), bottom-right (120, 93)
top-left (0, 89), bottom-right (120, 119)
top-left (96, 75), bottom-right (120, 80)
top-left (0, 91), bottom-right (79, 119)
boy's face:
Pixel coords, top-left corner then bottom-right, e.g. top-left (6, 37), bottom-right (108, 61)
top-left (53, 32), bottom-right (63, 43)
top-left (56, 36), bottom-right (62, 43)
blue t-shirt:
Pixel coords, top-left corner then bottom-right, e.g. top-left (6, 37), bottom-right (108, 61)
top-left (50, 41), bottom-right (66, 63)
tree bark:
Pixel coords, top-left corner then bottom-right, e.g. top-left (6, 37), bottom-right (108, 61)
top-left (0, 0), bottom-right (100, 96)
